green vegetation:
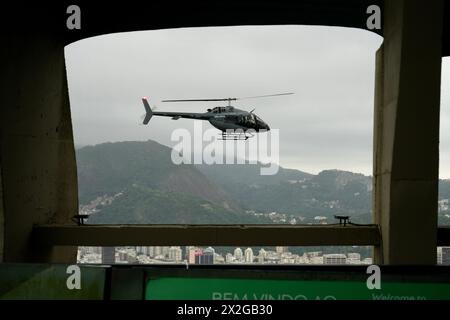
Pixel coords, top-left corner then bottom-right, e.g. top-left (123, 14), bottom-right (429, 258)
top-left (77, 140), bottom-right (450, 226)
top-left (88, 184), bottom-right (260, 224)
top-left (77, 140), bottom-right (269, 224)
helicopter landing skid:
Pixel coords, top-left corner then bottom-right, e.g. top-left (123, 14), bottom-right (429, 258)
top-left (218, 131), bottom-right (254, 140)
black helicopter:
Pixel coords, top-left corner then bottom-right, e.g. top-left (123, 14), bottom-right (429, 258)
top-left (141, 93), bottom-right (293, 140)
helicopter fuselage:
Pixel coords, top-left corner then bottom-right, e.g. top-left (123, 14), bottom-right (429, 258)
top-left (141, 98), bottom-right (270, 133)
top-left (206, 106), bottom-right (270, 132)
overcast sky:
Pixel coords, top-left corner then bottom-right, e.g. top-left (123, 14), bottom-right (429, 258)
top-left (65, 25), bottom-right (450, 178)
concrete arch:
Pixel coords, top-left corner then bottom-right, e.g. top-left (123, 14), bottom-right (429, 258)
top-left (0, 0), bottom-right (448, 263)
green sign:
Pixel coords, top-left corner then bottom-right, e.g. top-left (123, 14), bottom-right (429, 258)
top-left (146, 277), bottom-right (450, 300)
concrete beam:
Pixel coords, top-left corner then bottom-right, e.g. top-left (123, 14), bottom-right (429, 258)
top-left (32, 224), bottom-right (381, 247)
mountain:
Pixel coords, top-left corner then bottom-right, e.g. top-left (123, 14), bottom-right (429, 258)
top-left (197, 165), bottom-right (373, 223)
top-left (76, 140), bottom-right (450, 226)
top-left (76, 140), bottom-right (262, 224)
top-left (196, 163), bottom-right (313, 187)
top-left (439, 179), bottom-right (450, 200)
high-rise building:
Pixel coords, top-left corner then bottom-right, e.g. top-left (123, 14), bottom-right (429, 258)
top-left (101, 247), bottom-right (115, 264)
top-left (185, 246), bottom-right (193, 260)
top-left (438, 247), bottom-right (443, 265)
top-left (234, 248), bottom-right (243, 261)
top-left (258, 248), bottom-right (266, 263)
top-left (154, 246), bottom-right (162, 257)
top-left (194, 251), bottom-right (202, 264)
top-left (168, 246), bottom-right (182, 262)
top-left (347, 253), bottom-right (361, 264)
top-left (442, 247), bottom-right (450, 265)
top-left (203, 247), bottom-right (215, 264)
top-left (245, 248), bottom-right (254, 263)
top-left (91, 247), bottom-right (102, 255)
top-left (323, 254), bottom-right (347, 265)
top-left (259, 248), bottom-right (267, 258)
top-left (276, 246), bottom-right (288, 254)
top-left (193, 248), bottom-right (214, 265)
top-left (214, 253), bottom-right (225, 264)
top-left (161, 246), bottom-right (170, 258)
top-left (136, 246), bottom-right (150, 256)
top-left (188, 247), bottom-right (201, 264)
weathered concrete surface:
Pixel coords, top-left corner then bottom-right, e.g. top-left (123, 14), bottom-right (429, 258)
top-left (32, 224), bottom-right (381, 247)
top-left (0, 33), bottom-right (78, 262)
top-left (373, 0), bottom-right (444, 264)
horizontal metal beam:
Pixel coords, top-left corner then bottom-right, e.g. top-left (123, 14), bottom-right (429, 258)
top-left (33, 224), bottom-right (381, 247)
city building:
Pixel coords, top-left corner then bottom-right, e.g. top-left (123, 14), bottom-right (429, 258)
top-left (347, 253), bottom-right (362, 264)
top-left (323, 254), bottom-right (347, 265)
top-left (102, 247), bottom-right (115, 264)
top-left (276, 246), bottom-right (288, 254)
top-left (168, 246), bottom-right (182, 262)
top-left (154, 246), bottom-right (162, 257)
top-left (161, 246), bottom-right (169, 258)
top-left (148, 246), bottom-right (155, 257)
top-left (438, 247), bottom-right (443, 265)
top-left (214, 253), bottom-right (225, 264)
top-left (244, 248), bottom-right (254, 263)
top-left (442, 247), bottom-right (450, 265)
top-left (234, 248), bottom-right (243, 261)
top-left (203, 247), bottom-right (215, 264)
top-left (225, 253), bottom-right (235, 263)
top-left (188, 247), bottom-right (201, 264)
top-left (257, 248), bottom-right (266, 263)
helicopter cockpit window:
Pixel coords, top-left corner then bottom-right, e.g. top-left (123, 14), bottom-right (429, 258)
top-left (239, 115), bottom-right (255, 125)
top-left (212, 107), bottom-right (226, 113)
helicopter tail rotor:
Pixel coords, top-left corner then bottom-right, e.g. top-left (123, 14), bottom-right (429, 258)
top-left (142, 97), bottom-right (153, 125)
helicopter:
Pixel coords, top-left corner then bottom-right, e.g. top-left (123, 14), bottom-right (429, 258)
top-left (141, 92), bottom-right (293, 140)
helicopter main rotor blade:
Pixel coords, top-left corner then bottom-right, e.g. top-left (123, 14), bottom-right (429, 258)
top-left (161, 93), bottom-right (294, 103)
top-left (162, 98), bottom-right (237, 102)
top-left (238, 92), bottom-right (294, 100)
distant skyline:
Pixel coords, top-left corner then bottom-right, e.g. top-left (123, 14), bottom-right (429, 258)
top-left (65, 25), bottom-right (450, 178)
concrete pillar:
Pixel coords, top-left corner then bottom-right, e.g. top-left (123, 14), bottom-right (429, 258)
top-left (0, 33), bottom-right (78, 262)
top-left (373, 0), bottom-right (444, 264)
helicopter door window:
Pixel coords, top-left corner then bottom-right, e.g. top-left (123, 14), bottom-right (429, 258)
top-left (225, 115), bottom-right (238, 123)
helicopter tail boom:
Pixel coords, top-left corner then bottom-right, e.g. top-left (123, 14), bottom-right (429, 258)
top-left (142, 97), bottom-right (153, 124)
